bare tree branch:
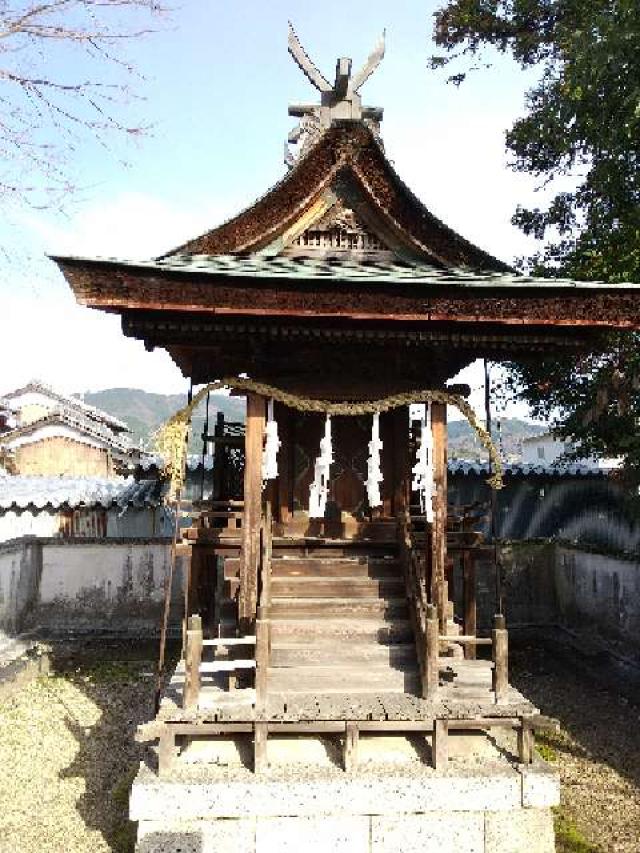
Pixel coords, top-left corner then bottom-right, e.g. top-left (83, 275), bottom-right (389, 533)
top-left (0, 0), bottom-right (169, 209)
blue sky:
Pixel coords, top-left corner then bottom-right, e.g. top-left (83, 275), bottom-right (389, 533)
top-left (2, 1), bottom-right (549, 417)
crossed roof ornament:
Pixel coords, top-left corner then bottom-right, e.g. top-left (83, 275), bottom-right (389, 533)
top-left (286, 22), bottom-right (385, 166)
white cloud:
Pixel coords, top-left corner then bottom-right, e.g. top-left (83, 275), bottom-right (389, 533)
top-left (20, 191), bottom-right (240, 260)
top-left (3, 290), bottom-right (187, 395)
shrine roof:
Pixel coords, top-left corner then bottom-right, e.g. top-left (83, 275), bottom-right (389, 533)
top-left (157, 122), bottom-right (512, 271)
top-left (51, 251), bottom-right (640, 292)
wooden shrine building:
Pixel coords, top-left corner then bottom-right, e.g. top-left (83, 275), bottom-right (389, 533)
top-left (53, 27), bottom-right (640, 778)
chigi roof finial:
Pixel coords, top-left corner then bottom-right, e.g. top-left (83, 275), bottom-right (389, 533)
top-left (286, 22), bottom-right (385, 167)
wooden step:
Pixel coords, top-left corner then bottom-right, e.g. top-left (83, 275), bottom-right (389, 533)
top-left (269, 617), bottom-right (414, 643)
top-left (269, 577), bottom-right (404, 599)
top-left (269, 598), bottom-right (409, 619)
top-left (270, 642), bottom-right (417, 667)
top-left (268, 665), bottom-right (420, 694)
top-left (269, 557), bottom-right (400, 578)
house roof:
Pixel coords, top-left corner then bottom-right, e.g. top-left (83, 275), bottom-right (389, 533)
top-left (4, 381), bottom-right (129, 432)
top-left (0, 408), bottom-right (134, 457)
top-left (0, 475), bottom-right (164, 511)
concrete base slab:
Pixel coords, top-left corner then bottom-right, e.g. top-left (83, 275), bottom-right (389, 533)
top-left (132, 758), bottom-right (560, 852)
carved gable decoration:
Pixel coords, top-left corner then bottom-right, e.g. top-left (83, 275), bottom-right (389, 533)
top-left (283, 201), bottom-right (392, 257)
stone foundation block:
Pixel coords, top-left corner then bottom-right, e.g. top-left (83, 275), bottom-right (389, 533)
top-left (137, 818), bottom-right (256, 853)
top-left (256, 816), bottom-right (369, 853)
top-left (485, 808), bottom-right (556, 853)
top-left (520, 765), bottom-right (561, 808)
top-left (371, 812), bottom-right (484, 853)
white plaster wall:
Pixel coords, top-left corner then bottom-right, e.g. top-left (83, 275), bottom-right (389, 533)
top-left (40, 542), bottom-right (169, 603)
top-left (0, 510), bottom-right (59, 543)
top-left (0, 546), bottom-right (22, 629)
top-left (35, 540), bottom-right (182, 633)
top-left (555, 546), bottom-right (640, 640)
top-left (0, 540), bottom-right (42, 632)
top-left (522, 435), bottom-right (571, 465)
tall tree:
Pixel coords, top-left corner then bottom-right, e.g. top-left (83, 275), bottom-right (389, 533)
top-left (1, 1), bottom-right (166, 209)
top-left (432, 1), bottom-right (640, 470)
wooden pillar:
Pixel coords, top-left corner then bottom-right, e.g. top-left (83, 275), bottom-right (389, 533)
top-left (392, 406), bottom-right (410, 518)
top-left (277, 404), bottom-right (293, 525)
top-left (430, 401), bottom-right (448, 629)
top-left (183, 614), bottom-right (203, 710)
top-left (423, 603), bottom-right (440, 699)
top-left (239, 393), bottom-right (265, 633)
top-left (492, 613), bottom-right (509, 704)
top-left (255, 606), bottom-right (270, 713)
top-left (463, 550), bottom-right (477, 660)
top-left (212, 411), bottom-right (225, 500)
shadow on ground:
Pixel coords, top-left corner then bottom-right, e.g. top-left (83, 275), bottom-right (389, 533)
top-left (49, 638), bottom-right (181, 853)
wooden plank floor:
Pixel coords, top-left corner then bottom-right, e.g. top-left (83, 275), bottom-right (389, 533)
top-left (158, 656), bottom-right (536, 724)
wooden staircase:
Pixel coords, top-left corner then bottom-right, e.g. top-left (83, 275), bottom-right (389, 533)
top-left (265, 551), bottom-right (420, 695)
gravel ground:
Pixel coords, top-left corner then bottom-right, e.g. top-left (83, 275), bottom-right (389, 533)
top-left (510, 640), bottom-right (640, 853)
top-left (0, 638), bottom-right (638, 852)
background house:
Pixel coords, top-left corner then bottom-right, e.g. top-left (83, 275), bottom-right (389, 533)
top-left (522, 431), bottom-right (622, 470)
top-left (0, 381), bottom-right (147, 476)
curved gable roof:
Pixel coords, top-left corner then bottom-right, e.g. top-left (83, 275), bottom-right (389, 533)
top-left (162, 121), bottom-right (512, 273)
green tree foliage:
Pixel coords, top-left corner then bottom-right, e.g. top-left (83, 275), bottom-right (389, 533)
top-left (432, 1), bottom-right (640, 470)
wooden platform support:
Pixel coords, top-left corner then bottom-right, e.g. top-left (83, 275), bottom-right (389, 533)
top-left (424, 603), bottom-right (440, 699)
top-left (158, 726), bottom-right (176, 777)
top-left (184, 614), bottom-right (203, 710)
top-left (433, 718), bottom-right (449, 770)
top-left (344, 721), bottom-right (359, 773)
top-left (518, 715), bottom-right (535, 764)
top-left (492, 613), bottom-right (509, 704)
top-left (239, 394), bottom-right (265, 633)
top-left (254, 721), bottom-right (268, 773)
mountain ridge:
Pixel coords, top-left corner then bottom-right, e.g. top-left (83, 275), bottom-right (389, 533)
top-left (80, 388), bottom-right (544, 460)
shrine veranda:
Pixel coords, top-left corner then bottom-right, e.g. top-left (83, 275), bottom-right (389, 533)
top-left (53, 25), bottom-right (640, 853)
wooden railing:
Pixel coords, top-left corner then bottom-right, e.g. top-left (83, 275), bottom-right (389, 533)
top-left (399, 508), bottom-right (509, 704)
top-left (399, 507), bottom-right (437, 698)
top-left (197, 500), bottom-right (244, 535)
top-left (183, 613), bottom-right (257, 710)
